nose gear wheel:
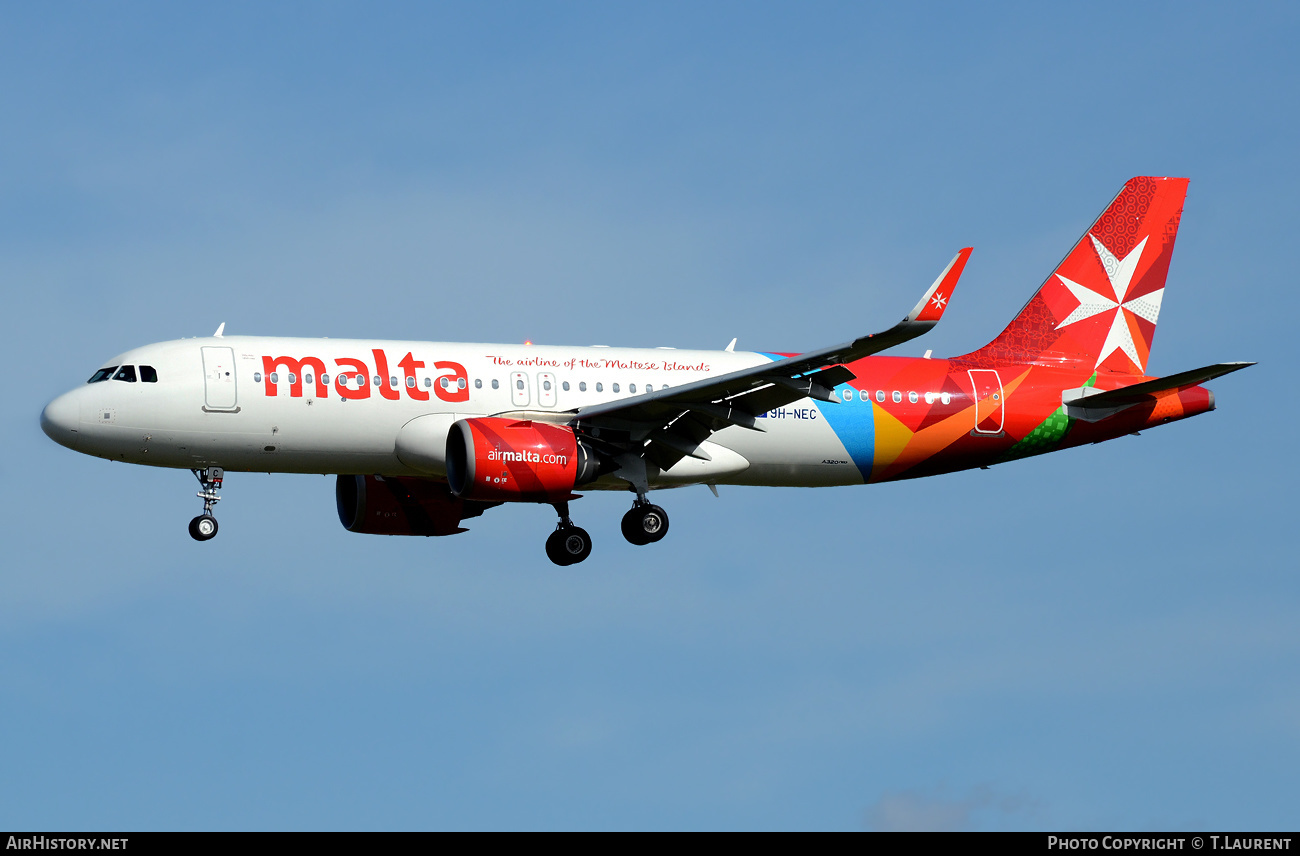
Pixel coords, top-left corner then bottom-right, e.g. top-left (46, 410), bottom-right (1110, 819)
top-left (188, 514), bottom-right (218, 541)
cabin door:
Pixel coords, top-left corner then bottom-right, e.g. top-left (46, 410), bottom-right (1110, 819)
top-left (967, 369), bottom-right (1004, 434)
top-left (202, 347), bottom-right (238, 411)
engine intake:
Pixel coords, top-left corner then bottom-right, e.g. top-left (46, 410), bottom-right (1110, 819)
top-left (446, 417), bottom-right (601, 501)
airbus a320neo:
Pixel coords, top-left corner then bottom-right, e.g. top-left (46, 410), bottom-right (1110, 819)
top-left (41, 177), bottom-right (1250, 564)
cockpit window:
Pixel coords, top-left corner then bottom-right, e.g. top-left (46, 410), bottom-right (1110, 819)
top-left (112, 365), bottom-right (137, 383)
top-left (88, 367), bottom-right (118, 383)
top-left (140, 365), bottom-right (158, 383)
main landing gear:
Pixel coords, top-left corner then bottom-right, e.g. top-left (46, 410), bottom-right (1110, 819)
top-left (545, 501), bottom-right (593, 566)
top-left (621, 499), bottom-right (669, 546)
top-left (542, 495), bottom-right (673, 565)
top-left (188, 467), bottom-right (223, 542)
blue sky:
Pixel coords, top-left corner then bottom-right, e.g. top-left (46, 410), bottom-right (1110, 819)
top-left (1, 2), bottom-right (1295, 830)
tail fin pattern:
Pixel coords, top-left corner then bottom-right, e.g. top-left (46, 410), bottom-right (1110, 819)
top-left (958, 176), bottom-right (1188, 374)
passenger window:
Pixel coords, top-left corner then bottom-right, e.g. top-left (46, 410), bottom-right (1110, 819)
top-left (596, 383), bottom-right (603, 392)
top-left (892, 391), bottom-right (901, 403)
top-left (458, 378), bottom-right (466, 390)
top-left (579, 382), bottom-right (587, 392)
top-left (941, 392), bottom-right (952, 405)
top-left (305, 373), bottom-right (313, 384)
top-left (288, 373), bottom-right (297, 384)
top-left (516, 379), bottom-right (525, 390)
top-left (406, 376), bottom-right (415, 388)
top-left (254, 371), bottom-right (263, 383)
top-left (629, 383), bottom-right (636, 393)
top-left (544, 380), bottom-right (552, 391)
top-left (88, 367), bottom-right (118, 383)
top-left (270, 372), bottom-right (280, 384)
top-left (924, 392), bottom-right (934, 405)
top-left (475, 379), bottom-right (483, 389)
top-left (908, 391), bottom-right (918, 404)
top-left (492, 379), bottom-right (500, 389)
top-left (140, 365), bottom-right (158, 383)
top-left (645, 384), bottom-right (653, 392)
top-left (842, 389), bottom-right (852, 402)
top-left (389, 376), bottom-right (397, 387)
top-left (876, 390), bottom-right (885, 402)
top-left (859, 389), bottom-right (869, 402)
top-left (424, 377), bottom-right (432, 388)
top-left (113, 365), bottom-right (137, 383)
top-left (321, 374), bottom-right (329, 385)
top-left (612, 383), bottom-right (620, 393)
top-left (562, 381), bottom-right (570, 391)
top-left (373, 376), bottom-right (381, 387)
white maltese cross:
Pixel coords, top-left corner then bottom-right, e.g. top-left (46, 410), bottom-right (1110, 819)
top-left (1054, 234), bottom-right (1163, 370)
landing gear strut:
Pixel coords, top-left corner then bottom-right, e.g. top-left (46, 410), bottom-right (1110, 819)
top-left (621, 498), bottom-right (669, 546)
top-left (545, 500), bottom-right (592, 566)
top-left (611, 453), bottom-right (669, 547)
top-left (189, 467), bottom-right (223, 542)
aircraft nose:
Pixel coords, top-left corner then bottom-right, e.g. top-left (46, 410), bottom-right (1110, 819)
top-left (41, 391), bottom-right (81, 450)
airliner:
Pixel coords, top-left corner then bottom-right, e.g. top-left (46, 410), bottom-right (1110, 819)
top-left (41, 177), bottom-right (1251, 564)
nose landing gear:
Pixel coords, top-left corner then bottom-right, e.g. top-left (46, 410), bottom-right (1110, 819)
top-left (545, 501), bottom-right (592, 566)
top-left (189, 467), bottom-right (223, 542)
top-left (621, 499), bottom-right (669, 546)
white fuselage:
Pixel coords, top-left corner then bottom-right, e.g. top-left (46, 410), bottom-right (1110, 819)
top-left (41, 336), bottom-right (864, 489)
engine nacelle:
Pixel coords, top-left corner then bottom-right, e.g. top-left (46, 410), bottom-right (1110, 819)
top-left (446, 417), bottom-right (600, 501)
top-left (336, 474), bottom-right (497, 536)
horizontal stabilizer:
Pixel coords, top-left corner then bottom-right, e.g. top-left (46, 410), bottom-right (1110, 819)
top-left (1065, 362), bottom-right (1254, 410)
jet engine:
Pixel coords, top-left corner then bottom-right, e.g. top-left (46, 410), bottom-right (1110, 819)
top-left (336, 474), bottom-right (498, 536)
top-left (446, 417), bottom-right (602, 502)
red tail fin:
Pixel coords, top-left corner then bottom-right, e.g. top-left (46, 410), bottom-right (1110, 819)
top-left (959, 176), bottom-right (1188, 374)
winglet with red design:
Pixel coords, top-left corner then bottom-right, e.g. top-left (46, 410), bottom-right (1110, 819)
top-left (907, 247), bottom-right (972, 324)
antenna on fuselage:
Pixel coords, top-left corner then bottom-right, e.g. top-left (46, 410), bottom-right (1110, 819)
top-left (213, 323), bottom-right (226, 338)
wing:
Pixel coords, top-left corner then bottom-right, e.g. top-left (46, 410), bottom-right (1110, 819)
top-left (567, 248), bottom-right (972, 473)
